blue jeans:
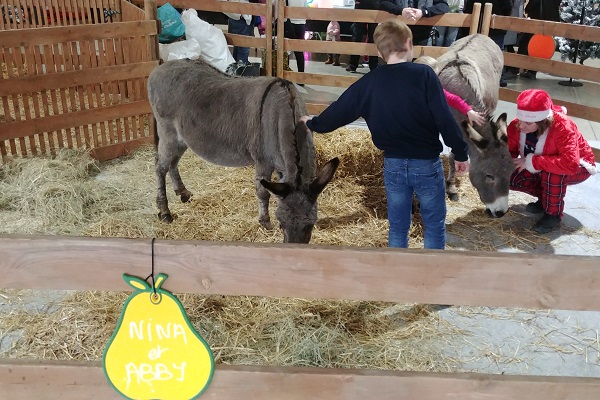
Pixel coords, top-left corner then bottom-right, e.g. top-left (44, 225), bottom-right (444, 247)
top-left (435, 26), bottom-right (458, 47)
top-left (383, 157), bottom-right (446, 249)
top-left (228, 17), bottom-right (253, 63)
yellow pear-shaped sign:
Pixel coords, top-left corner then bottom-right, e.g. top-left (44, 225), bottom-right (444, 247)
top-left (103, 273), bottom-right (214, 399)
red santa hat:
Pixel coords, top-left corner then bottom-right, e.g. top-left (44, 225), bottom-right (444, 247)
top-left (516, 89), bottom-right (566, 122)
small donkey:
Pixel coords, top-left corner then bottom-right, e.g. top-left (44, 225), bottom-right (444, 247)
top-left (148, 58), bottom-right (339, 243)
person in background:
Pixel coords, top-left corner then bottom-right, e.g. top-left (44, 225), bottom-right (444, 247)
top-left (379, 0), bottom-right (450, 46)
top-left (503, 0), bottom-right (524, 78)
top-left (346, 0), bottom-right (380, 72)
top-left (285, 0), bottom-right (308, 81)
top-left (300, 19), bottom-right (470, 249)
top-left (508, 89), bottom-right (596, 233)
top-left (414, 56), bottom-right (486, 126)
top-left (325, 20), bottom-right (341, 66)
top-left (460, 0), bottom-right (513, 87)
top-left (518, 0), bottom-right (561, 79)
top-left (224, 0), bottom-right (256, 64)
top-left (434, 0), bottom-right (463, 47)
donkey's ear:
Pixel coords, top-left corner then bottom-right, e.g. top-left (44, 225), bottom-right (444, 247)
top-left (309, 157), bottom-right (340, 200)
top-left (260, 180), bottom-right (292, 198)
top-left (461, 120), bottom-right (488, 151)
top-left (494, 113), bottom-right (508, 143)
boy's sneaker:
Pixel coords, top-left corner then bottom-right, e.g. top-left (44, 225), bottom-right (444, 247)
top-left (345, 65), bottom-right (357, 72)
top-left (525, 200), bottom-right (544, 214)
top-left (533, 213), bottom-right (561, 234)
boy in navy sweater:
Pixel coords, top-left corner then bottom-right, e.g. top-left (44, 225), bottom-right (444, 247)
top-left (300, 19), bottom-right (469, 249)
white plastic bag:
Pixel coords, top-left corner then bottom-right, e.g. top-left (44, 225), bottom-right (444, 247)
top-left (159, 38), bottom-right (203, 62)
top-left (181, 9), bottom-right (235, 72)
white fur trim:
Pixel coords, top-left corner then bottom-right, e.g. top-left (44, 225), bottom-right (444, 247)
top-left (517, 108), bottom-right (553, 122)
top-left (561, 106), bottom-right (567, 114)
top-left (534, 129), bottom-right (549, 155)
top-left (580, 159), bottom-right (597, 175)
top-left (525, 153), bottom-right (541, 173)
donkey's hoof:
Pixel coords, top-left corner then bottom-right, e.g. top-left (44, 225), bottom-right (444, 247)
top-left (158, 212), bottom-right (173, 223)
top-left (448, 193), bottom-right (460, 202)
top-left (180, 193), bottom-right (192, 203)
top-left (259, 219), bottom-right (273, 230)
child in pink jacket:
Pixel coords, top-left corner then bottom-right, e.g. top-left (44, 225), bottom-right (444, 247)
top-left (325, 21), bottom-right (341, 66)
top-left (415, 56), bottom-right (485, 126)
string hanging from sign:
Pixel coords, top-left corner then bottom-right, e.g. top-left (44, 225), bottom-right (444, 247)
top-left (146, 238), bottom-right (157, 297)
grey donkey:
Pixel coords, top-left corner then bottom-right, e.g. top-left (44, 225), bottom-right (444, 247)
top-left (148, 58), bottom-right (339, 243)
top-left (420, 34), bottom-right (514, 218)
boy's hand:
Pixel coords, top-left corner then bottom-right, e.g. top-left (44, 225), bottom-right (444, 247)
top-left (454, 160), bottom-right (469, 176)
top-left (299, 115), bottom-right (313, 124)
top-left (466, 110), bottom-right (486, 126)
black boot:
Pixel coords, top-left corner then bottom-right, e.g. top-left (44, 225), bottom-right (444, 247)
top-left (533, 213), bottom-right (561, 234)
top-left (525, 200), bottom-right (544, 214)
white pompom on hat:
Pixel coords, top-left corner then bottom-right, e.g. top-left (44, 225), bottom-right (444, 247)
top-left (516, 89), bottom-right (558, 122)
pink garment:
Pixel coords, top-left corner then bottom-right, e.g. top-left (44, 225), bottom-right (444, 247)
top-left (326, 21), bottom-right (340, 41)
top-left (444, 89), bottom-right (472, 115)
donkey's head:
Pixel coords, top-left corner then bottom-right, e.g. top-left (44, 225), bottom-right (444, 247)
top-left (260, 157), bottom-right (339, 243)
top-left (461, 113), bottom-right (514, 218)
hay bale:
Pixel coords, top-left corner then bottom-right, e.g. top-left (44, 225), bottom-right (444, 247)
top-left (1, 126), bottom-right (595, 372)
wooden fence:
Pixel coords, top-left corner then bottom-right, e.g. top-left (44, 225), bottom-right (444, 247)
top-left (3, 0), bottom-right (598, 161)
top-left (154, 0), bottom-right (600, 127)
top-left (0, 0), bottom-right (159, 161)
top-left (1, 235), bottom-right (600, 398)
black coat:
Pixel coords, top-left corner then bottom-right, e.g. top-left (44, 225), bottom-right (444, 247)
top-left (379, 0), bottom-right (450, 42)
top-left (525, 0), bottom-right (561, 22)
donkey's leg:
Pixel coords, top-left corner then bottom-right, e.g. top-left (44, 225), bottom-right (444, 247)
top-left (446, 152), bottom-right (460, 201)
top-left (155, 121), bottom-right (182, 222)
top-left (255, 165), bottom-right (273, 230)
top-left (167, 140), bottom-right (192, 203)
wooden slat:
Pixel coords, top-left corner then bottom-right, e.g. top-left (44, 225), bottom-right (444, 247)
top-left (88, 134), bottom-right (152, 160)
top-left (0, 20), bottom-right (157, 47)
top-left (223, 33), bottom-right (268, 50)
top-left (492, 15), bottom-right (600, 43)
top-left (1, 101), bottom-right (152, 141)
top-left (499, 87), bottom-right (600, 124)
top-left (503, 53), bottom-right (600, 85)
top-left (156, 0), bottom-right (265, 17)
top-left (284, 70), bottom-right (358, 87)
top-left (0, 236), bottom-right (600, 311)
top-left (2, 358), bottom-right (600, 400)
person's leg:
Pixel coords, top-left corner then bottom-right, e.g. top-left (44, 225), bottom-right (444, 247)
top-left (366, 22), bottom-right (378, 70)
top-left (540, 167), bottom-right (592, 218)
top-left (517, 32), bottom-right (537, 77)
top-left (510, 169), bottom-right (543, 198)
top-left (228, 18), bottom-right (252, 63)
top-left (443, 26), bottom-right (458, 46)
top-left (348, 22), bottom-right (366, 71)
top-left (411, 158), bottom-right (447, 250)
top-left (291, 23), bottom-right (306, 73)
top-left (383, 158), bottom-right (413, 248)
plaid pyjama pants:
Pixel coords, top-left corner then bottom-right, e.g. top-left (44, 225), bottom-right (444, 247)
top-left (510, 166), bottom-right (591, 218)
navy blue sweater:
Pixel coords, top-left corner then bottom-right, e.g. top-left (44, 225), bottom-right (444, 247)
top-left (306, 62), bottom-right (469, 162)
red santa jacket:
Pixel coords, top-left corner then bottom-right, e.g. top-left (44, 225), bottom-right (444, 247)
top-left (508, 111), bottom-right (596, 176)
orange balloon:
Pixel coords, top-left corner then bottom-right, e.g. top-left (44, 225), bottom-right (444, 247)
top-left (528, 34), bottom-right (556, 59)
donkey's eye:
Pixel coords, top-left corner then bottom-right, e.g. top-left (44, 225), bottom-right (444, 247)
top-left (485, 174), bottom-right (495, 181)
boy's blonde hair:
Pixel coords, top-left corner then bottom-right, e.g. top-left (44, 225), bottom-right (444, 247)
top-left (373, 19), bottom-right (413, 61)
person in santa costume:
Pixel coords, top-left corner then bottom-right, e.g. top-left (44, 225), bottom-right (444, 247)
top-left (508, 89), bottom-right (597, 234)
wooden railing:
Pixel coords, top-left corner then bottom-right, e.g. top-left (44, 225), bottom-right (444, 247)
top-left (0, 235), bottom-right (600, 398)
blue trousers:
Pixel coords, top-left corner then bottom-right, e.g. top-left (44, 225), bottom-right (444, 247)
top-left (228, 17), bottom-right (253, 63)
top-left (383, 157), bottom-right (447, 249)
